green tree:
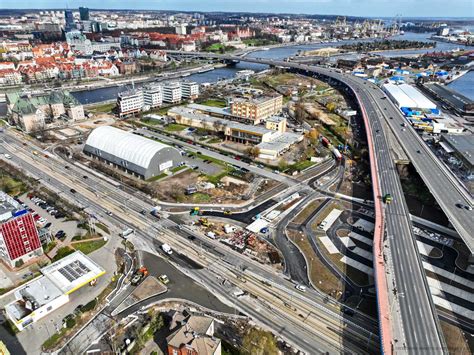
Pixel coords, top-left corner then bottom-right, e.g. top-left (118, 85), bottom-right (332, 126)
top-left (242, 329), bottom-right (279, 355)
top-left (278, 159), bottom-right (288, 171)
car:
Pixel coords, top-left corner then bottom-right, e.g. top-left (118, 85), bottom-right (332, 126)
top-left (44, 222), bottom-right (52, 229)
top-left (4, 154), bottom-right (12, 159)
top-left (49, 209), bottom-right (57, 215)
top-left (295, 284), bottom-right (307, 292)
top-left (140, 209), bottom-right (147, 215)
top-left (65, 165), bottom-right (70, 169)
top-left (187, 235), bottom-right (196, 241)
top-left (455, 203), bottom-right (464, 209)
top-left (465, 205), bottom-right (473, 211)
top-left (70, 189), bottom-right (76, 194)
top-left (55, 213), bottom-right (65, 219)
top-left (158, 274), bottom-right (170, 284)
top-left (417, 150), bottom-right (421, 154)
top-left (105, 211), bottom-right (113, 216)
top-left (389, 116), bottom-right (393, 119)
top-left (83, 175), bottom-right (88, 179)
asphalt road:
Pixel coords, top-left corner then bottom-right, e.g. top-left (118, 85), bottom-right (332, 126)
top-left (0, 133), bottom-right (380, 354)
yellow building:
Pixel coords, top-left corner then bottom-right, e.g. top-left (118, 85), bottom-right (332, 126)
top-left (265, 116), bottom-right (287, 133)
top-left (230, 95), bottom-right (283, 124)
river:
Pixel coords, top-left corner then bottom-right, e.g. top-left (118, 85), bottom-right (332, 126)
top-left (1, 31), bottom-right (471, 116)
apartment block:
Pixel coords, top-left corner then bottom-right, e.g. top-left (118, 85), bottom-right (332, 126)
top-left (0, 192), bottom-right (43, 268)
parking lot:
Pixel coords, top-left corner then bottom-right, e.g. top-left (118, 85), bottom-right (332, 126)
top-left (19, 193), bottom-right (81, 243)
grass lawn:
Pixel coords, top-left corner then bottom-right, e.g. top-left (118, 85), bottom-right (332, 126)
top-left (190, 192), bottom-right (212, 203)
top-left (199, 99), bottom-right (227, 108)
top-left (292, 199), bottom-right (324, 225)
top-left (95, 223), bottom-right (110, 234)
top-left (165, 123), bottom-right (187, 132)
top-left (289, 160), bottom-right (315, 172)
top-left (206, 137), bottom-right (222, 144)
top-left (0, 175), bottom-right (27, 196)
top-left (90, 102), bottom-right (115, 113)
top-left (171, 165), bottom-right (188, 174)
top-left (73, 239), bottom-right (107, 255)
top-left (147, 172), bottom-right (167, 181)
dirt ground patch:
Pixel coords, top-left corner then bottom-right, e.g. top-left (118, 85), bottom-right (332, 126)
top-left (440, 320), bottom-right (473, 354)
top-left (287, 230), bottom-right (343, 297)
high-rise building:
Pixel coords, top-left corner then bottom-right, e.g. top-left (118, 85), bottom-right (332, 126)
top-left (79, 7), bottom-right (90, 21)
top-left (64, 10), bottom-right (75, 31)
top-left (0, 192), bottom-right (43, 268)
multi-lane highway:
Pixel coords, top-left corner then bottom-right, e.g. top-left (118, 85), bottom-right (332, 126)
top-left (0, 131), bottom-right (380, 354)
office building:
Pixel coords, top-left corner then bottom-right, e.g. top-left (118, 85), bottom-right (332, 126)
top-left (79, 7), bottom-right (90, 21)
top-left (230, 95), bottom-right (283, 124)
top-left (0, 191), bottom-right (43, 268)
top-left (162, 82), bottom-right (182, 104)
top-left (181, 81), bottom-right (199, 100)
top-left (117, 89), bottom-right (144, 117)
top-left (64, 10), bottom-right (75, 32)
top-left (143, 85), bottom-right (163, 109)
top-left (265, 116), bottom-right (287, 133)
top-left (84, 126), bottom-right (182, 179)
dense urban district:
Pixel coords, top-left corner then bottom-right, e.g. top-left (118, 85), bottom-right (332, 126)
top-left (0, 6), bottom-right (473, 355)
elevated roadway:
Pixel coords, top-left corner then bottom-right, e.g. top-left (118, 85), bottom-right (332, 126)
top-left (166, 50), bottom-right (450, 354)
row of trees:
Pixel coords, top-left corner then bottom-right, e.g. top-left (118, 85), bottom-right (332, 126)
top-left (340, 40), bottom-right (435, 52)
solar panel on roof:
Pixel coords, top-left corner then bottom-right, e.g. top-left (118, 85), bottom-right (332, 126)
top-left (58, 260), bottom-right (90, 282)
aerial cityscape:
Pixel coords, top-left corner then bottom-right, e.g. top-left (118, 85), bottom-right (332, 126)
top-left (0, 2), bottom-right (473, 355)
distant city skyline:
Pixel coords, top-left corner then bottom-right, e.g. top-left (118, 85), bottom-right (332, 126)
top-left (4, 0), bottom-right (474, 18)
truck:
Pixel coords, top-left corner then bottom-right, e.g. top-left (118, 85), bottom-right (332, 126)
top-left (120, 228), bottom-right (134, 238)
top-left (151, 206), bottom-right (161, 218)
top-left (383, 194), bottom-right (393, 204)
top-left (161, 243), bottom-right (173, 255)
top-left (131, 267), bottom-right (148, 286)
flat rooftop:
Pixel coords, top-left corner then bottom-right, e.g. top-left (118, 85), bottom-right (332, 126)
top-left (5, 276), bottom-right (64, 321)
top-left (441, 134), bottom-right (474, 167)
top-left (0, 191), bottom-right (23, 222)
top-left (41, 250), bottom-right (105, 295)
top-left (424, 83), bottom-right (474, 112)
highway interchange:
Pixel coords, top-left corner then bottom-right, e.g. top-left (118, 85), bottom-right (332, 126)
top-left (2, 52), bottom-right (472, 354)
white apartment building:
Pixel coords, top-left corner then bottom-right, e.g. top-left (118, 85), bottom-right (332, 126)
top-left (143, 85), bottom-right (163, 109)
top-left (117, 89), bottom-right (144, 117)
top-left (162, 82), bottom-right (182, 104)
top-left (181, 81), bottom-right (199, 100)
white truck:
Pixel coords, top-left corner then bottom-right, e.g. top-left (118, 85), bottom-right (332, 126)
top-left (120, 228), bottom-right (134, 238)
top-left (161, 243), bottom-right (172, 255)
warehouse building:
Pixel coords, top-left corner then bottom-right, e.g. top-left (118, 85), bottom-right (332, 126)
top-left (420, 83), bottom-right (474, 119)
top-left (383, 83), bottom-right (438, 116)
top-left (440, 134), bottom-right (474, 176)
top-left (84, 126), bottom-right (182, 179)
top-left (4, 251), bottom-right (105, 331)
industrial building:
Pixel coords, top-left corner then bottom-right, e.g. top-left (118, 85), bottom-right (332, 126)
top-left (383, 83), bottom-right (438, 115)
top-left (4, 251), bottom-right (105, 331)
top-left (420, 83), bottom-right (474, 119)
top-left (230, 95), bottom-right (283, 124)
top-left (0, 191), bottom-right (43, 268)
top-left (440, 134), bottom-right (474, 176)
top-left (168, 106), bottom-right (302, 160)
top-left (84, 126), bottom-right (182, 179)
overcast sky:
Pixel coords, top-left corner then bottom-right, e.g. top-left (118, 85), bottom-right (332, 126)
top-left (5, 0), bottom-right (474, 18)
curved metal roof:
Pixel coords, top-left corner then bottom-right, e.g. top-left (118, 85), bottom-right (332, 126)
top-left (85, 126), bottom-right (169, 169)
